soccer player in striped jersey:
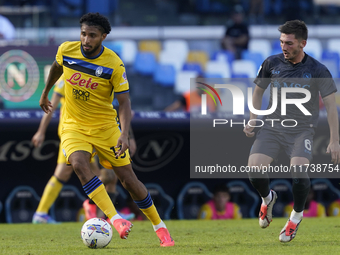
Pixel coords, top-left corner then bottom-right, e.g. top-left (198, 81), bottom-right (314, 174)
top-left (39, 12), bottom-right (174, 247)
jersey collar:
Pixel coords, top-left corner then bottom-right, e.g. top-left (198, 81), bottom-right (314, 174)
top-left (80, 44), bottom-right (104, 59)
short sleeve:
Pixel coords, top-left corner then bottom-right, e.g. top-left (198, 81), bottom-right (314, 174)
top-left (254, 58), bottom-right (271, 89)
top-left (198, 203), bottom-right (212, 220)
top-left (233, 203), bottom-right (242, 219)
top-left (317, 67), bottom-right (337, 98)
top-left (112, 61), bottom-right (129, 94)
top-left (55, 42), bottom-right (65, 67)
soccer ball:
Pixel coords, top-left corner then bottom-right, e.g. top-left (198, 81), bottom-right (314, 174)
top-left (81, 218), bottom-right (112, 249)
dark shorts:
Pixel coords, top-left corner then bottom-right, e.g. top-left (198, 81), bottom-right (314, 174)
top-left (250, 126), bottom-right (315, 162)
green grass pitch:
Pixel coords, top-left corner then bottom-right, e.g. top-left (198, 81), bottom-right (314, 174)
top-left (1, 218), bottom-right (340, 254)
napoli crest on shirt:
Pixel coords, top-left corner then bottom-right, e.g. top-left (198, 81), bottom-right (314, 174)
top-left (95, 66), bottom-right (103, 77)
top-left (303, 72), bottom-right (312, 80)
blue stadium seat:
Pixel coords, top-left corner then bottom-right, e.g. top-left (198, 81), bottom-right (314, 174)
top-left (145, 183), bottom-right (174, 220)
top-left (204, 73), bottom-right (223, 78)
top-left (311, 179), bottom-right (340, 209)
top-left (177, 182), bottom-right (213, 219)
top-left (182, 62), bottom-right (203, 74)
top-left (272, 40), bottom-right (281, 51)
top-left (321, 50), bottom-right (340, 78)
top-left (5, 186), bottom-right (40, 223)
top-left (153, 64), bottom-right (176, 87)
top-left (50, 185), bottom-right (86, 222)
top-left (226, 180), bottom-right (259, 218)
top-left (103, 41), bottom-right (123, 57)
top-left (241, 50), bottom-right (264, 69)
top-left (211, 50), bottom-right (235, 65)
top-left (133, 52), bottom-right (157, 75)
top-left (269, 179), bottom-right (293, 217)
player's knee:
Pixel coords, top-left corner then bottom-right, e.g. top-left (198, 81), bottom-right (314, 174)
top-left (100, 168), bottom-right (116, 185)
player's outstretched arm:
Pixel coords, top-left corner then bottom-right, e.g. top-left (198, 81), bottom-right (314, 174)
top-left (243, 85), bottom-right (265, 138)
top-left (32, 93), bottom-right (62, 147)
top-left (115, 92), bottom-right (132, 158)
top-left (39, 61), bottom-right (63, 114)
top-left (323, 93), bottom-right (340, 164)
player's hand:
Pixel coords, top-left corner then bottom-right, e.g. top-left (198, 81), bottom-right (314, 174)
top-left (326, 141), bottom-right (340, 164)
top-left (31, 132), bottom-right (45, 147)
top-left (39, 93), bottom-right (53, 114)
top-left (243, 120), bottom-right (256, 137)
top-left (129, 138), bottom-right (137, 157)
top-left (115, 134), bottom-right (129, 158)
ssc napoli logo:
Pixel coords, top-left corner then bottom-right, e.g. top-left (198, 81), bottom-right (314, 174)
top-left (0, 50), bottom-right (39, 102)
top-left (303, 72), bottom-right (312, 80)
top-left (95, 66), bottom-right (103, 77)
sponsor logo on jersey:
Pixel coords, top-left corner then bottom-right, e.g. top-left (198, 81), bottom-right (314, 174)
top-left (66, 73), bottom-right (99, 90)
top-left (67, 61), bottom-right (77, 65)
top-left (272, 70), bottom-right (280, 74)
top-left (0, 50), bottom-right (39, 102)
top-left (303, 72), bottom-right (312, 80)
top-left (73, 88), bottom-right (90, 101)
top-left (95, 66), bottom-right (103, 77)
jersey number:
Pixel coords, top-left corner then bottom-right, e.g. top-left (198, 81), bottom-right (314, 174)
top-left (110, 146), bottom-right (126, 159)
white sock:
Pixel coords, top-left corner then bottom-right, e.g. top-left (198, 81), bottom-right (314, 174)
top-left (290, 209), bottom-right (303, 224)
top-left (110, 213), bottom-right (123, 223)
top-left (153, 220), bottom-right (166, 231)
top-left (262, 191), bottom-right (272, 205)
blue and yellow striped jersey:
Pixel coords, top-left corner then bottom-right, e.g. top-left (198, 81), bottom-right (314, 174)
top-left (55, 41), bottom-right (129, 129)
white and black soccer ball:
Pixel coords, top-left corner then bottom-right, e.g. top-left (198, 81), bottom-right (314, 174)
top-left (81, 218), bottom-right (112, 249)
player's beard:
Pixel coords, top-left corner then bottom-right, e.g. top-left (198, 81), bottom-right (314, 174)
top-left (284, 48), bottom-right (299, 61)
top-left (82, 44), bottom-right (100, 57)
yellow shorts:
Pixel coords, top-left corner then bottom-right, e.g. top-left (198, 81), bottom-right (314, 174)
top-left (61, 125), bottom-right (131, 169)
top-left (57, 141), bottom-right (95, 164)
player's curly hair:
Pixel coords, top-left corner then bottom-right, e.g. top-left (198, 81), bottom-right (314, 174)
top-left (80, 12), bottom-right (111, 34)
top-left (278, 20), bottom-right (308, 41)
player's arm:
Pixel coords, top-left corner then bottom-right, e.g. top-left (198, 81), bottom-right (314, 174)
top-left (243, 85), bottom-right (265, 137)
top-left (39, 61), bottom-right (63, 114)
top-left (115, 92), bottom-right (132, 157)
top-left (322, 93), bottom-right (340, 164)
top-left (32, 92), bottom-right (62, 147)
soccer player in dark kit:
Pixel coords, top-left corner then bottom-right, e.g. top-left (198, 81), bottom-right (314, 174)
top-left (243, 20), bottom-right (340, 242)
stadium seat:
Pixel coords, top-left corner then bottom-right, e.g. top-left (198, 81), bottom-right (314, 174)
top-left (153, 64), bottom-right (176, 87)
top-left (272, 39), bottom-right (281, 51)
top-left (182, 62), bottom-right (203, 74)
top-left (321, 50), bottom-right (340, 78)
top-left (145, 183), bottom-right (174, 220)
top-left (0, 201), bottom-right (2, 215)
top-left (248, 39), bottom-right (272, 60)
top-left (139, 40), bottom-right (162, 59)
top-left (311, 179), bottom-right (340, 209)
top-left (226, 180), bottom-right (259, 218)
top-left (327, 39), bottom-right (340, 60)
top-left (50, 185), bottom-right (87, 222)
top-left (5, 186), bottom-right (40, 223)
top-left (187, 51), bottom-right (209, 70)
top-left (163, 39), bottom-right (189, 63)
top-left (269, 179), bottom-right (293, 217)
top-left (177, 182), bottom-right (213, 219)
top-left (241, 51), bottom-right (264, 69)
top-left (115, 40), bottom-right (138, 65)
top-left (175, 70), bottom-right (198, 94)
top-left (232, 59), bottom-right (257, 78)
top-left (159, 51), bottom-right (185, 71)
top-left (211, 50), bottom-right (235, 66)
top-left (204, 73), bottom-right (223, 78)
top-left (304, 38), bottom-right (323, 61)
top-left (103, 41), bottom-right (122, 57)
top-left (205, 60), bottom-right (231, 78)
top-left (133, 52), bottom-right (157, 75)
